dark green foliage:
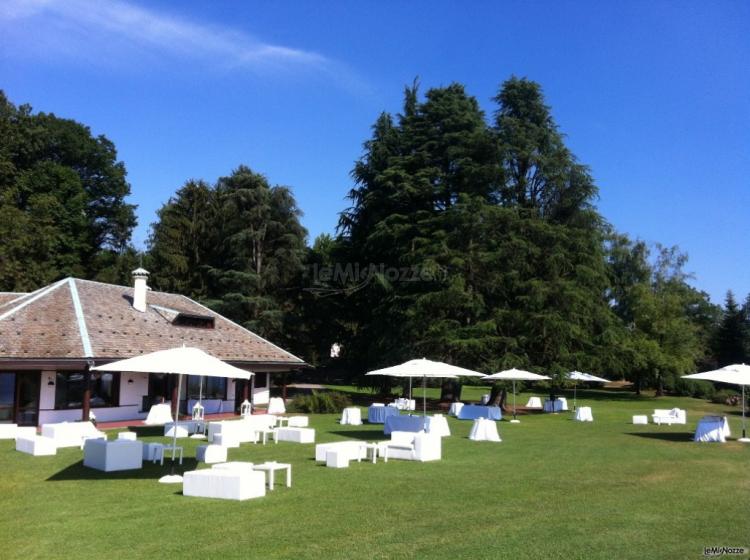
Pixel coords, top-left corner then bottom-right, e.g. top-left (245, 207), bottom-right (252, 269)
top-left (148, 166), bottom-right (307, 351)
top-left (712, 291), bottom-right (749, 366)
top-left (287, 390), bottom-right (352, 413)
top-left (0, 91), bottom-right (136, 291)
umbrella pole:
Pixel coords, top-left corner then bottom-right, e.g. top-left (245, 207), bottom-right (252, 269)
top-left (159, 373), bottom-right (183, 483)
top-left (573, 382), bottom-right (577, 411)
top-left (423, 376), bottom-right (427, 425)
top-left (512, 380), bottom-right (518, 422)
top-left (742, 385), bottom-right (748, 441)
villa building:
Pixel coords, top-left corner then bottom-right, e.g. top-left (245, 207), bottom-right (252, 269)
top-left (0, 269), bottom-right (306, 426)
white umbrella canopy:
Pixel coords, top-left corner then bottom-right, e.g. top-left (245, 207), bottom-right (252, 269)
top-left (565, 370), bottom-right (609, 410)
top-left (483, 369), bottom-right (551, 422)
top-left (92, 346), bottom-right (253, 481)
top-left (683, 364), bottom-right (750, 442)
top-left (91, 346), bottom-right (252, 379)
top-left (366, 358), bottom-right (485, 418)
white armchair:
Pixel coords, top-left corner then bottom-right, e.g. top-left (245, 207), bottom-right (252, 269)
top-left (379, 431), bottom-right (442, 462)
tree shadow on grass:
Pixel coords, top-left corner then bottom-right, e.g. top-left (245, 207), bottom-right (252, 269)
top-left (626, 432), bottom-right (694, 443)
top-left (47, 458), bottom-right (200, 481)
top-left (327, 430), bottom-right (387, 441)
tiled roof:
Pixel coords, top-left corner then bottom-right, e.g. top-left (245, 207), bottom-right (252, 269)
top-left (0, 292), bottom-right (27, 306)
top-left (0, 277), bottom-right (305, 367)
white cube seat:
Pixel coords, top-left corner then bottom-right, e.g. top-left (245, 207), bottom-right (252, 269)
top-left (83, 439), bottom-right (143, 471)
top-left (196, 444), bottom-right (228, 464)
top-left (326, 450), bottom-right (350, 468)
top-left (315, 441), bottom-right (367, 462)
top-left (183, 468), bottom-right (266, 501)
top-left (117, 432), bottom-right (137, 441)
top-left (214, 432), bottom-right (240, 448)
top-left (275, 427), bottom-right (315, 443)
top-left (632, 415), bottom-right (648, 425)
top-left (16, 435), bottom-right (57, 456)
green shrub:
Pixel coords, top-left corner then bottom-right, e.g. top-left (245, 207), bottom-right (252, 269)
top-left (711, 389), bottom-right (740, 405)
top-left (288, 390), bottom-right (352, 413)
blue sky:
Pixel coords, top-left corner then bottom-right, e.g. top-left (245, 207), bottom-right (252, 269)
top-left (1, 0), bottom-right (748, 304)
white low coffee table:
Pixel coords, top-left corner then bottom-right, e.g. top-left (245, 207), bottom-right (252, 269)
top-left (253, 461), bottom-right (292, 490)
top-left (359, 442), bottom-right (380, 464)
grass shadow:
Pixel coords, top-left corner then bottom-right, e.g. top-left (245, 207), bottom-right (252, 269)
top-left (47, 458), bottom-right (200, 481)
top-left (128, 426), bottom-right (166, 438)
top-left (327, 430), bottom-right (387, 441)
top-left (625, 431), bottom-right (694, 442)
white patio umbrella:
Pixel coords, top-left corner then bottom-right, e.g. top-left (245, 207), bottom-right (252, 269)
top-left (366, 358), bottom-right (485, 421)
top-left (682, 364), bottom-right (750, 442)
top-left (483, 369), bottom-right (550, 423)
top-left (92, 346), bottom-right (253, 482)
top-left (566, 371), bottom-right (609, 411)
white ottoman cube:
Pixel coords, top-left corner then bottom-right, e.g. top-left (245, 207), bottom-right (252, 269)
top-left (633, 415), bottom-right (648, 425)
top-left (16, 436), bottom-right (57, 456)
top-left (326, 450), bottom-right (350, 468)
top-left (276, 427), bottom-right (315, 443)
top-left (117, 432), bottom-right (137, 441)
top-left (196, 444), bottom-right (228, 464)
top-left (183, 468), bottom-right (266, 501)
top-left (83, 439), bottom-right (143, 471)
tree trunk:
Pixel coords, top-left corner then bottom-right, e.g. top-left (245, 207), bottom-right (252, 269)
top-left (439, 380), bottom-right (462, 402)
top-left (488, 385), bottom-right (507, 409)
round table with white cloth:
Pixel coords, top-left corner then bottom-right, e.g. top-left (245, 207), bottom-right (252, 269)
top-left (267, 397), bottom-right (286, 415)
top-left (525, 397), bottom-right (542, 409)
top-left (448, 402), bottom-right (464, 417)
top-left (468, 418), bottom-right (501, 442)
top-left (427, 414), bottom-right (451, 437)
top-left (574, 406), bottom-right (593, 422)
top-left (340, 407), bottom-right (362, 426)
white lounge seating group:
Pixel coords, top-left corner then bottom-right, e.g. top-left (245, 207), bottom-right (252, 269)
top-left (378, 431), bottom-right (442, 462)
top-left (652, 408), bottom-right (687, 425)
top-left (41, 421), bottom-right (107, 449)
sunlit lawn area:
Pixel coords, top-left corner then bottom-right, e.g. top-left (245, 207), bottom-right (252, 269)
top-left (1, 387), bottom-right (748, 559)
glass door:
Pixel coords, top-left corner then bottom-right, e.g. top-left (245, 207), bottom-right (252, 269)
top-left (0, 374), bottom-right (14, 423)
top-left (16, 373), bottom-right (40, 426)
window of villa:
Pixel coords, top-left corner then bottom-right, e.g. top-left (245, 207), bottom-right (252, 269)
top-left (55, 372), bottom-right (119, 410)
top-left (254, 373), bottom-right (268, 389)
top-left (187, 376), bottom-right (227, 400)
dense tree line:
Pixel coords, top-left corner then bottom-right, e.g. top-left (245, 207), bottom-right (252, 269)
top-left (0, 92), bottom-right (137, 290)
top-left (1, 86), bottom-right (747, 397)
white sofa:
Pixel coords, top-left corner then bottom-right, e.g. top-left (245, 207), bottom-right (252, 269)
top-left (276, 427), bottom-right (315, 443)
top-left (183, 467), bottom-right (266, 501)
top-left (83, 439), bottom-right (143, 471)
top-left (0, 423), bottom-right (19, 439)
top-left (41, 421), bottom-right (106, 448)
top-left (16, 435), bottom-right (57, 456)
top-left (315, 441), bottom-right (367, 463)
top-left (378, 431), bottom-right (442, 462)
top-left (652, 408), bottom-right (687, 425)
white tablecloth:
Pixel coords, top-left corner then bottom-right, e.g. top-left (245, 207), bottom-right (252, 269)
top-left (543, 399), bottom-right (567, 412)
top-left (448, 402), bottom-right (464, 417)
top-left (526, 397), bottom-right (542, 409)
top-left (427, 414), bottom-right (450, 437)
top-left (574, 406), bottom-right (593, 422)
top-left (144, 403), bottom-right (173, 425)
top-left (694, 416), bottom-right (731, 442)
top-left (469, 418), bottom-right (501, 442)
top-left (340, 407), bottom-right (362, 425)
top-left (267, 397), bottom-right (286, 414)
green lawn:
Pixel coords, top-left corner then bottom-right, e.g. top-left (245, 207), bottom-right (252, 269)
top-left (1, 388), bottom-right (748, 559)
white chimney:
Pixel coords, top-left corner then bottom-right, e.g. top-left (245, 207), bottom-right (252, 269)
top-left (131, 268), bottom-right (150, 312)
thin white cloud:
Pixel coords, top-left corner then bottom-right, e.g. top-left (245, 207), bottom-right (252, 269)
top-left (1, 0), bottom-right (367, 91)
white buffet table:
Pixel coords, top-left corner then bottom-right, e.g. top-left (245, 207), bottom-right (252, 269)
top-left (469, 418), bottom-right (501, 442)
top-left (694, 416), bottom-right (731, 442)
top-left (526, 397), bottom-right (542, 409)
